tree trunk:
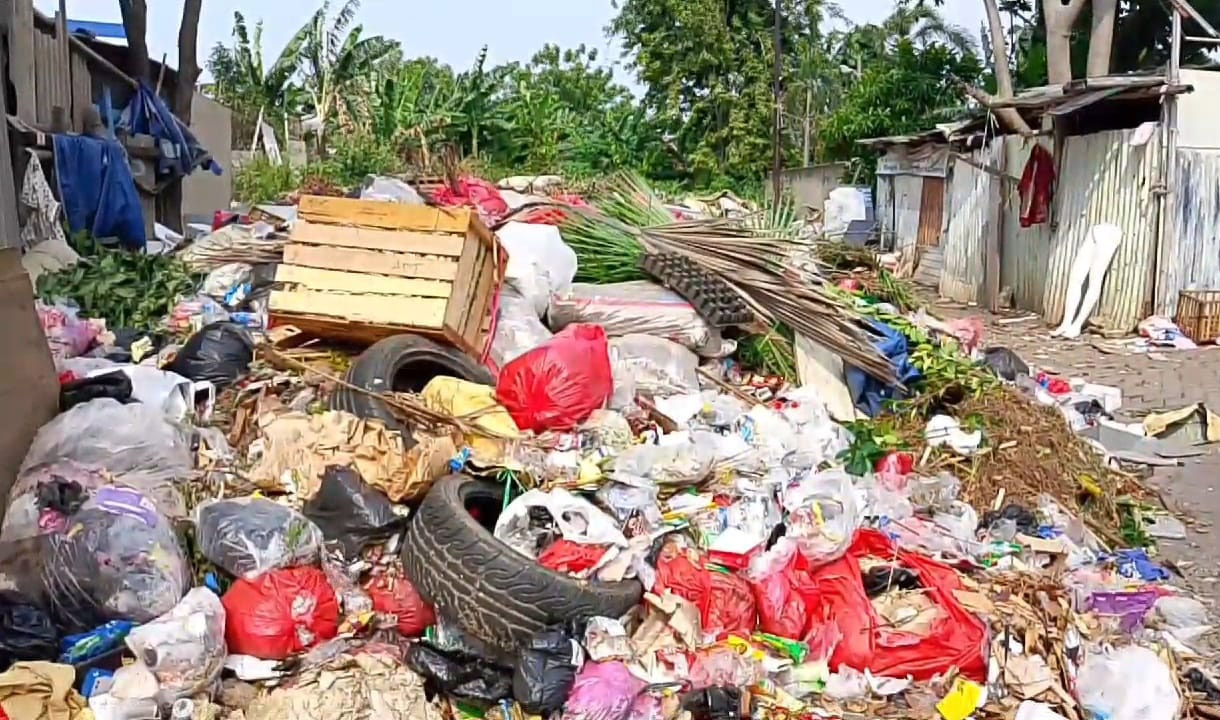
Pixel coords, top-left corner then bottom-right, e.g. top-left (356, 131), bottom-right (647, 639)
top-left (981, 0), bottom-right (1034, 135)
top-left (1086, 0), bottom-right (1118, 77)
top-left (118, 0), bottom-right (151, 82)
top-left (1043, 0), bottom-right (1087, 85)
top-left (802, 86), bottom-right (811, 167)
top-left (173, 0), bottom-right (203, 123)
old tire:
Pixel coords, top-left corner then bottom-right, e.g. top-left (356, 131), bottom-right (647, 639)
top-left (403, 475), bottom-right (643, 654)
top-left (329, 334), bottom-right (493, 437)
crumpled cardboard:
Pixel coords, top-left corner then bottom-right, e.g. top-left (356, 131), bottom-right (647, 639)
top-left (0, 661), bottom-right (92, 720)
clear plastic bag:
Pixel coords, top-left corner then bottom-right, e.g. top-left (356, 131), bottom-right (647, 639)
top-left (43, 487), bottom-right (190, 632)
top-left (360, 176), bottom-right (425, 205)
top-left (611, 432), bottom-right (719, 489)
top-left (1076, 646), bottom-right (1179, 720)
top-left (201, 262), bottom-right (253, 303)
top-left (489, 289), bottom-right (554, 369)
top-left (495, 489), bottom-right (626, 557)
top-left (608, 335), bottom-right (700, 409)
top-left (195, 497), bottom-right (325, 580)
top-left (36, 301), bottom-right (101, 359)
top-left (548, 282), bottom-right (736, 357)
top-left (498, 222), bottom-right (577, 317)
top-left (125, 587), bottom-right (226, 704)
top-left (782, 469), bottom-right (860, 565)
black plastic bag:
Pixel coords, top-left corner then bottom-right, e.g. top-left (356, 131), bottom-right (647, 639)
top-left (982, 346), bottom-right (1029, 381)
top-left (512, 627), bottom-right (582, 715)
top-left (59, 372), bottom-right (133, 411)
top-left (303, 466), bottom-right (409, 559)
top-left (0, 591), bottom-right (58, 669)
top-left (406, 641), bottom-right (512, 707)
top-left (682, 687), bottom-right (743, 720)
top-left (167, 322), bottom-right (254, 388)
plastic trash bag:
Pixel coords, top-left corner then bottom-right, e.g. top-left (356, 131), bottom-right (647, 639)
top-left (654, 536), bottom-right (756, 640)
top-left (166, 321), bottom-right (255, 387)
top-left (561, 661), bottom-right (646, 720)
top-left (20, 399), bottom-right (193, 490)
top-left (490, 288), bottom-right (554, 369)
top-left (746, 538), bottom-right (807, 640)
top-left (43, 487), bottom-right (190, 633)
top-left (366, 574), bottom-right (435, 637)
top-left (405, 641), bottom-right (513, 707)
top-left (1076, 646), bottom-right (1179, 720)
top-left (58, 371), bottom-right (132, 410)
top-left (0, 591), bottom-right (59, 668)
top-left (196, 498), bottom-right (325, 580)
top-left (124, 587), bottom-right (226, 703)
top-left (496, 324), bottom-right (612, 433)
top-left (222, 567), bottom-right (339, 660)
top-left (497, 222), bottom-right (578, 317)
top-left (201, 263), bottom-right (253, 305)
top-left (608, 335), bottom-right (700, 409)
top-left (495, 488), bottom-right (627, 557)
top-left (549, 282), bottom-right (736, 357)
top-left (781, 470), bottom-right (861, 566)
top-left (303, 466), bottom-right (408, 559)
top-left (36, 301), bottom-right (101, 359)
top-left (611, 432), bottom-right (720, 489)
top-left (360, 176), bottom-right (424, 205)
top-left (982, 347), bottom-right (1029, 381)
top-left (513, 627), bottom-right (584, 715)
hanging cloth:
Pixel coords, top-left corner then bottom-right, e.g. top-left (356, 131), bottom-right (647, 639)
top-left (1018, 145), bottom-right (1055, 228)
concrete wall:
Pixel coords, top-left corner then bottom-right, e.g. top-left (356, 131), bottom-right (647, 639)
top-left (183, 92), bottom-right (234, 217)
top-left (779, 163), bottom-right (848, 216)
top-left (1178, 69), bottom-right (1220, 151)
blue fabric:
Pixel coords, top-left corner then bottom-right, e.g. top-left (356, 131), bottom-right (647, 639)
top-left (844, 320), bottom-right (922, 417)
top-left (1112, 549), bottom-right (1170, 583)
top-left (121, 83), bottom-right (222, 182)
top-left (53, 134), bottom-right (146, 249)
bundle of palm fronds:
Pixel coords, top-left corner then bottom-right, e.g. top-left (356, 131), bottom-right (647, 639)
top-left (560, 173), bottom-right (896, 382)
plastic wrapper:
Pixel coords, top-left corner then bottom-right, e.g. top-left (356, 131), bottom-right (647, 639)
top-left (1076, 646), bottom-right (1179, 720)
top-left (496, 324), bottom-right (612, 433)
top-left (366, 574), bottom-right (435, 637)
top-left (222, 567), bottom-right (339, 660)
top-left (320, 552), bottom-right (373, 616)
top-left (36, 301), bottom-right (101, 359)
top-left (561, 661), bottom-right (646, 720)
top-left (746, 538), bottom-right (807, 640)
top-left (0, 591), bottom-right (58, 667)
top-left (303, 466), bottom-right (408, 559)
top-left (608, 334), bottom-right (700, 409)
top-left (201, 263), bottom-right (253, 304)
top-left (581, 410), bottom-right (635, 453)
top-left (43, 488), bottom-right (190, 633)
top-left (495, 488), bottom-right (627, 557)
top-left (908, 473), bottom-right (961, 511)
top-left (548, 282), bottom-right (736, 357)
top-left (166, 321), bottom-right (254, 388)
top-left (513, 627), bottom-right (584, 715)
top-left (125, 587), bottom-right (226, 703)
top-left (596, 481), bottom-right (662, 529)
top-left (430, 177), bottom-right (509, 225)
top-left (196, 497), bottom-right (325, 580)
top-left (611, 432), bottom-right (719, 489)
top-left (537, 540), bottom-right (609, 575)
top-left (497, 222), bottom-right (578, 317)
top-left (490, 289), bottom-right (554, 369)
top-left (654, 537), bottom-right (756, 640)
top-left (781, 470), bottom-right (860, 565)
top-left (360, 176), bottom-right (425, 204)
top-left (19, 399), bottom-right (193, 491)
top-left (405, 641), bottom-right (513, 707)
top-left (1154, 596), bottom-right (1209, 631)
top-left (689, 647), bottom-right (764, 690)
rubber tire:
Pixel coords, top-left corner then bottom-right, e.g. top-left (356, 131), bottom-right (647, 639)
top-left (403, 475), bottom-right (643, 654)
top-left (329, 334), bottom-right (494, 438)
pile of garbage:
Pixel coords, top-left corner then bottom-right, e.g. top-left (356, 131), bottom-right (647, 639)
top-left (3, 173), bottom-right (1212, 720)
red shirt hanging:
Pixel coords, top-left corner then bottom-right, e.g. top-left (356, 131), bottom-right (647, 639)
top-left (1018, 145), bottom-right (1055, 228)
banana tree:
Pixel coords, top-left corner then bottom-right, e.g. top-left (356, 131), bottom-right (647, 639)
top-left (361, 59), bottom-right (460, 166)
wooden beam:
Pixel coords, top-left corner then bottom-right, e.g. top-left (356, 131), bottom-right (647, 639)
top-left (282, 244), bottom-right (460, 281)
top-left (10, 0), bottom-right (36, 123)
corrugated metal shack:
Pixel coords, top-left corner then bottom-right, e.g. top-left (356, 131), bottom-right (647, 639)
top-left (871, 73), bottom-right (1202, 336)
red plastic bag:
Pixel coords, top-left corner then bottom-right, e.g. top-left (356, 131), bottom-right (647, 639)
top-left (366, 574), bottom-right (435, 637)
top-left (515, 194), bottom-right (591, 225)
top-left (537, 540), bottom-right (608, 575)
top-left (654, 540), bottom-right (755, 640)
top-left (430, 177), bottom-right (509, 225)
top-left (222, 567), bottom-right (339, 659)
top-left (747, 541), bottom-right (808, 640)
top-left (496, 324), bottom-right (612, 432)
top-left (802, 529), bottom-right (987, 681)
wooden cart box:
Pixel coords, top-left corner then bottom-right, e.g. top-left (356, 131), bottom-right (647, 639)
top-left (269, 196), bottom-right (503, 355)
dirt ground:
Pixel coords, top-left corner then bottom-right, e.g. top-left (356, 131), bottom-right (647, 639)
top-left (931, 298), bottom-right (1220, 614)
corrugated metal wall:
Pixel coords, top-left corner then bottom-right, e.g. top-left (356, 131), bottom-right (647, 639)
top-left (1160, 150), bottom-right (1220, 315)
top-left (893, 175), bottom-right (923, 251)
top-left (940, 143), bottom-right (997, 303)
top-left (1040, 128), bottom-right (1161, 333)
top-left (875, 175), bottom-right (895, 249)
top-left (1000, 137), bottom-right (1053, 314)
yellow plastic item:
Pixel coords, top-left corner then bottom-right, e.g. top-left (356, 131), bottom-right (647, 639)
top-left (420, 377), bottom-right (520, 464)
top-left (936, 677), bottom-right (983, 720)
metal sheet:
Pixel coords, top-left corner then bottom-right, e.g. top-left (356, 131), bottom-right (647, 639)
top-left (875, 175), bottom-right (895, 249)
top-left (1000, 136), bottom-right (1053, 314)
top-left (1040, 127), bottom-right (1161, 334)
top-left (892, 175), bottom-right (923, 251)
top-left (940, 142), bottom-right (997, 303)
top-left (1160, 149), bottom-right (1220, 315)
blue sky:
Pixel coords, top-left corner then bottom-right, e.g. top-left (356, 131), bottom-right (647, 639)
top-left (36, 0), bottom-right (986, 82)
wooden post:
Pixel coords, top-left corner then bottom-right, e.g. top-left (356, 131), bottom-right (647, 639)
top-left (9, 0), bottom-right (36, 123)
top-left (985, 140), bottom-right (1005, 311)
top-left (1154, 10), bottom-right (1182, 315)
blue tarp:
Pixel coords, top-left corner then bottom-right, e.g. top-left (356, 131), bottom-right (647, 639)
top-left (121, 83), bottom-right (222, 183)
top-left (53, 134), bottom-right (146, 250)
top-left (845, 320), bottom-right (922, 417)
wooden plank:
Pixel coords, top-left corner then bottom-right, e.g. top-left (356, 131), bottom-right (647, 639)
top-left (297, 195), bottom-right (471, 233)
top-left (10, 0), bottom-right (36, 123)
top-left (916, 177), bottom-right (945, 248)
top-left (444, 234), bottom-right (481, 332)
top-left (291, 220), bottom-right (465, 257)
top-left (269, 290), bottom-right (447, 329)
top-left (275, 264), bottom-right (453, 299)
top-left (283, 244), bottom-right (459, 281)
top-left (70, 52), bottom-right (91, 132)
top-left (269, 313), bottom-right (452, 348)
top-left (465, 248), bottom-right (495, 348)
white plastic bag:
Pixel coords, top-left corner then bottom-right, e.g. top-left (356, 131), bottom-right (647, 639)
top-left (360, 176), bottom-right (425, 205)
top-left (548, 282), bottom-right (736, 357)
top-left (611, 432), bottom-right (719, 489)
top-left (125, 587), bottom-right (227, 704)
top-left (608, 334), bottom-right (700, 409)
top-left (1076, 646), bottom-right (1179, 720)
top-left (494, 488), bottom-right (627, 557)
top-left (498, 222), bottom-right (577, 317)
top-left (782, 470), bottom-right (860, 565)
top-left (489, 288), bottom-right (553, 369)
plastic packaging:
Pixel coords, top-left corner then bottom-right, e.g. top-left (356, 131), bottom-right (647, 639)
top-left (0, 591), bottom-right (59, 668)
top-left (303, 466), bottom-right (408, 559)
top-left (548, 282), bottom-right (736, 357)
top-left (982, 347), bottom-right (1029, 381)
top-left (496, 324), bottom-right (613, 432)
top-left (36, 301), bottom-right (101, 359)
top-left (430, 177), bottom-right (509, 225)
top-left (538, 540), bottom-right (610, 575)
top-left (1154, 595), bottom-right (1209, 631)
top-left (608, 334), bottom-right (700, 409)
top-left (611, 432), bottom-right (719, 490)
top-left (201, 263), bottom-right (253, 304)
top-left (1076, 646), bottom-right (1179, 720)
top-left (222, 567), bottom-right (339, 660)
top-left (360, 176), bottom-right (425, 204)
top-left (561, 661), bottom-right (646, 720)
top-left (513, 627), bottom-right (584, 715)
top-left (196, 497), bottom-right (325, 580)
top-left (405, 641), bottom-right (513, 707)
top-left (490, 289), bottom-right (554, 369)
top-left (124, 588), bottom-right (226, 703)
top-left (782, 470), bottom-right (860, 566)
top-left (43, 488), bottom-right (190, 632)
top-left (746, 538), bottom-right (807, 640)
top-left (366, 574), bottom-right (435, 637)
top-left (495, 488), bottom-right (627, 556)
top-left (166, 321), bottom-right (255, 388)
top-left (59, 371), bottom-right (133, 410)
top-left (690, 647), bottom-right (763, 690)
top-left (654, 537), bottom-right (756, 640)
top-left (497, 222), bottom-right (578, 317)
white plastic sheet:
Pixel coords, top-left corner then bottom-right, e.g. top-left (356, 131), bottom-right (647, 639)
top-left (495, 488), bottom-right (627, 557)
top-left (1076, 646), bottom-right (1179, 720)
top-left (498, 222), bottom-right (578, 317)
